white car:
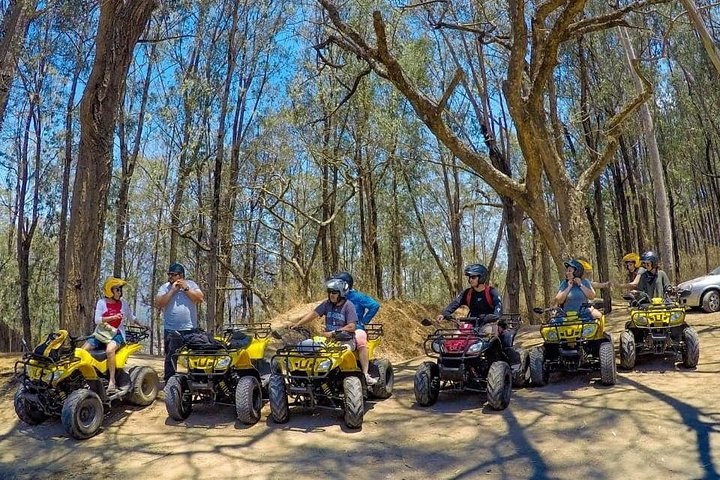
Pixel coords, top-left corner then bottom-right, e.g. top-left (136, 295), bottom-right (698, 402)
top-left (678, 266), bottom-right (720, 313)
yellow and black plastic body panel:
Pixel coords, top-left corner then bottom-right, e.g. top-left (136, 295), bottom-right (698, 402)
top-left (540, 314), bottom-right (606, 343)
top-left (629, 301), bottom-right (686, 328)
top-left (273, 337), bottom-right (360, 378)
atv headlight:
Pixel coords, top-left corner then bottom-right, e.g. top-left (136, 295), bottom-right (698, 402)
top-left (542, 329), bottom-right (558, 342)
top-left (317, 359), bottom-right (333, 372)
top-left (215, 356), bottom-right (232, 370)
top-left (582, 324), bottom-right (598, 338)
top-left (431, 338), bottom-right (444, 354)
top-left (634, 315), bottom-right (648, 326)
top-left (467, 341), bottom-right (484, 354)
top-left (669, 311), bottom-right (684, 324)
top-left (51, 370), bottom-right (64, 382)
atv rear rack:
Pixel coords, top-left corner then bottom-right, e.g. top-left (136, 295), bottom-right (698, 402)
top-left (364, 323), bottom-right (384, 340)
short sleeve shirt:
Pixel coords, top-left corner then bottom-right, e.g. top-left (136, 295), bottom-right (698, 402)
top-left (314, 299), bottom-right (358, 331)
top-left (157, 280), bottom-right (200, 331)
top-left (558, 279), bottom-right (593, 313)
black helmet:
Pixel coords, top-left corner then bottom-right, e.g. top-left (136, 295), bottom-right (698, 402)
top-left (332, 271), bottom-right (354, 290)
top-left (640, 251), bottom-right (659, 268)
top-left (464, 264), bottom-right (488, 283)
top-left (563, 259), bottom-right (585, 278)
top-left (325, 278), bottom-right (350, 298)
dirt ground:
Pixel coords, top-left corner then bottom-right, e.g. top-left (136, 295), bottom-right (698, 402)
top-left (1, 304), bottom-right (719, 480)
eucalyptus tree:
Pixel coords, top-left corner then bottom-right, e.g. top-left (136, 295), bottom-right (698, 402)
top-left (315, 0), bottom-right (660, 274)
top-left (61, 0), bottom-right (157, 334)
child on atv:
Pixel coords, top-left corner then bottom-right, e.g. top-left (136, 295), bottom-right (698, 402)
top-left (81, 277), bottom-right (143, 393)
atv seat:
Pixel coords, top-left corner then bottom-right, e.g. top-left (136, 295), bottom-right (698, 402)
top-left (89, 350), bottom-right (108, 361)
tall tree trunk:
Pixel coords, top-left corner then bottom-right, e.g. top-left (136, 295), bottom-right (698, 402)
top-left (61, 0), bottom-right (157, 334)
top-left (619, 26), bottom-right (674, 279)
top-left (115, 40), bottom-right (155, 277)
top-left (0, 0), bottom-right (37, 131)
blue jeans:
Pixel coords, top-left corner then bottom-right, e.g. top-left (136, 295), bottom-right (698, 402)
top-left (86, 333), bottom-right (125, 350)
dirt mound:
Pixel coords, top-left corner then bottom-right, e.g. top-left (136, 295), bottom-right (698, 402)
top-left (269, 299), bottom-right (440, 363)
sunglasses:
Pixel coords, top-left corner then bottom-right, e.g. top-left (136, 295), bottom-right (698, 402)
top-left (167, 272), bottom-right (181, 277)
top-left (468, 275), bottom-right (479, 280)
top-left (327, 289), bottom-right (340, 295)
top-left (111, 287), bottom-right (123, 292)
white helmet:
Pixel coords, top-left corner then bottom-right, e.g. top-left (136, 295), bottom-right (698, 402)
top-left (325, 278), bottom-right (349, 298)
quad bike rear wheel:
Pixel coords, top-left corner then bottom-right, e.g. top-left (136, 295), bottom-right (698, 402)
top-left (343, 376), bottom-right (364, 429)
top-left (413, 361), bottom-right (439, 407)
top-left (14, 386), bottom-right (48, 425)
top-left (61, 389), bottom-right (104, 439)
top-left (164, 375), bottom-right (192, 421)
top-left (486, 361), bottom-right (512, 410)
top-left (368, 358), bottom-right (394, 399)
top-left (235, 375), bottom-right (262, 424)
top-left (682, 327), bottom-right (700, 368)
top-left (599, 341), bottom-right (617, 386)
top-left (529, 346), bottom-right (548, 386)
top-left (128, 366), bottom-right (159, 406)
top-left (619, 331), bottom-right (636, 370)
top-left (268, 373), bottom-right (289, 424)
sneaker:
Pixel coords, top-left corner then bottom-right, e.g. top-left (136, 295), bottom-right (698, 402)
top-left (107, 384), bottom-right (117, 394)
top-left (365, 374), bottom-right (378, 386)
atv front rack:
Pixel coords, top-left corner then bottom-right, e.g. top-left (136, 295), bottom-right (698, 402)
top-left (15, 352), bottom-right (80, 385)
top-left (453, 313), bottom-right (522, 331)
top-left (423, 329), bottom-right (488, 358)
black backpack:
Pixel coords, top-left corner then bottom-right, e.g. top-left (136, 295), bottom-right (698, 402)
top-left (182, 331), bottom-right (226, 351)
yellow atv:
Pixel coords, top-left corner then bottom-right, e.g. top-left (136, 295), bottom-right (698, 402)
top-left (164, 323), bottom-right (272, 424)
top-left (529, 303), bottom-right (616, 386)
top-left (269, 327), bottom-right (387, 429)
top-left (14, 325), bottom-right (158, 439)
top-left (620, 288), bottom-right (698, 369)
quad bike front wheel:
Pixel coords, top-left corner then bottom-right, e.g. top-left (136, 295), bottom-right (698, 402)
top-left (164, 375), bottom-right (192, 421)
top-left (510, 346), bottom-right (529, 388)
top-left (268, 373), bottom-right (289, 424)
top-left (599, 341), bottom-right (617, 386)
top-left (61, 389), bottom-right (104, 439)
top-left (368, 358), bottom-right (394, 399)
top-left (343, 376), bottom-right (364, 429)
top-left (529, 346), bottom-right (548, 386)
top-left (128, 366), bottom-right (159, 406)
top-left (682, 327), bottom-right (700, 368)
top-left (486, 361), bottom-right (512, 410)
top-left (235, 375), bottom-right (262, 424)
top-left (14, 386), bottom-right (48, 425)
top-left (619, 331), bottom-right (636, 370)
top-left (413, 361), bottom-right (439, 407)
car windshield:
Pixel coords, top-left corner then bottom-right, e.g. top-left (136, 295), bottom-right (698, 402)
top-left (710, 266), bottom-right (720, 275)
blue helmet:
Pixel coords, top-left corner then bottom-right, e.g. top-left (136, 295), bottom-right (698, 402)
top-left (563, 259), bottom-right (585, 278)
top-left (331, 271), bottom-right (354, 290)
top-left (464, 264), bottom-right (488, 283)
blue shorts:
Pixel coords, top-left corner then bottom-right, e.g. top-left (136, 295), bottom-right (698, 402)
top-left (86, 333), bottom-right (125, 350)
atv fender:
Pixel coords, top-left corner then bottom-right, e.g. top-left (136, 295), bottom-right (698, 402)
top-left (246, 337), bottom-right (271, 361)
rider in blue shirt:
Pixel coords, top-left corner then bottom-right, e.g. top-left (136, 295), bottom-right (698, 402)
top-left (333, 272), bottom-right (380, 385)
top-left (555, 259), bottom-right (601, 319)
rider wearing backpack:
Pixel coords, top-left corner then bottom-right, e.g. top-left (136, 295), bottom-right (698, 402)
top-left (437, 264), bottom-right (512, 349)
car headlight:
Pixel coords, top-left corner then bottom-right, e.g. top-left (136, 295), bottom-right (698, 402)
top-left (669, 311), bottom-right (684, 324)
top-left (317, 359), bottom-right (333, 372)
top-left (467, 341), bottom-right (484, 354)
top-left (215, 356), bottom-right (232, 369)
top-left (431, 338), bottom-right (444, 354)
top-left (582, 324), bottom-right (598, 338)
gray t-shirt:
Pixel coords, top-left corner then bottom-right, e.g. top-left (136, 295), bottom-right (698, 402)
top-left (157, 280), bottom-right (200, 331)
